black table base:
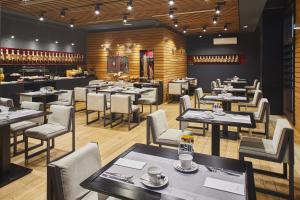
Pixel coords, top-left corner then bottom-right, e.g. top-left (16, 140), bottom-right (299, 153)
top-left (0, 164), bottom-right (32, 188)
top-left (220, 130), bottom-right (240, 140)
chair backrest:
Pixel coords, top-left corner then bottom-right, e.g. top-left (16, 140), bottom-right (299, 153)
top-left (58, 90), bottom-right (74, 105)
top-left (180, 95), bottom-right (192, 111)
top-left (211, 81), bottom-right (217, 89)
top-left (110, 95), bottom-right (132, 114)
top-left (147, 110), bottom-right (169, 142)
top-left (251, 90), bottom-right (262, 105)
top-left (87, 93), bottom-right (107, 112)
top-left (216, 79), bottom-right (222, 87)
top-left (74, 87), bottom-right (87, 102)
top-left (182, 82), bottom-right (189, 90)
top-left (168, 82), bottom-right (182, 95)
top-left (21, 101), bottom-right (44, 124)
top-left (255, 98), bottom-right (269, 122)
top-left (89, 80), bottom-right (104, 85)
top-left (48, 105), bottom-right (73, 130)
top-left (256, 82), bottom-right (261, 90)
top-left (141, 87), bottom-right (157, 102)
top-left (0, 97), bottom-right (14, 108)
top-left (190, 79), bottom-right (197, 87)
top-left (48, 143), bottom-right (101, 200)
top-left (271, 119), bottom-right (292, 155)
top-left (253, 79), bottom-right (258, 87)
top-left (195, 88), bottom-right (204, 100)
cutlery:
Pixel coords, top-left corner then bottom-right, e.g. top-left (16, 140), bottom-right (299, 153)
top-left (205, 166), bottom-right (242, 177)
top-left (102, 172), bottom-right (134, 184)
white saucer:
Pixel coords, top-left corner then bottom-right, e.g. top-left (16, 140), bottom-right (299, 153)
top-left (140, 174), bottom-right (168, 189)
top-left (213, 112), bottom-right (226, 116)
top-left (173, 161), bottom-right (199, 173)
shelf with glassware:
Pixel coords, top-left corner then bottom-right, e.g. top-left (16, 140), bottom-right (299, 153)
top-left (187, 54), bottom-right (243, 65)
top-left (0, 47), bottom-right (84, 66)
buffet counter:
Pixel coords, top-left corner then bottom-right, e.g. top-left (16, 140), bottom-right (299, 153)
top-left (0, 76), bottom-right (95, 105)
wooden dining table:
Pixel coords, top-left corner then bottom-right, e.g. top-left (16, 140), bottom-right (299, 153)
top-left (0, 108), bottom-right (48, 187)
top-left (81, 143), bottom-right (256, 200)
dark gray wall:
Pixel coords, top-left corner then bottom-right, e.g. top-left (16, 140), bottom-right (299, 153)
top-left (187, 32), bottom-right (261, 92)
top-left (0, 11), bottom-right (87, 54)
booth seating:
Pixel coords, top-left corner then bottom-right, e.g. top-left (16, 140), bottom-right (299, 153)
top-left (47, 143), bottom-right (118, 200)
top-left (47, 90), bottom-right (74, 107)
top-left (10, 101), bottom-right (44, 156)
top-left (147, 109), bottom-right (189, 147)
top-left (25, 105), bottom-right (75, 164)
top-left (238, 90), bottom-right (262, 111)
top-left (74, 87), bottom-right (87, 112)
top-left (180, 95), bottom-right (206, 136)
top-left (137, 87), bottom-right (158, 113)
top-left (168, 82), bottom-right (183, 102)
top-left (239, 119), bottom-right (294, 200)
top-left (86, 93), bottom-right (110, 126)
top-left (110, 95), bottom-right (140, 131)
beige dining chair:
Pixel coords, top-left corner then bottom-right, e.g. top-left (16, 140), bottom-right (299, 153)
top-left (86, 93), bottom-right (110, 126)
top-left (25, 105), bottom-right (75, 164)
top-left (238, 90), bottom-right (262, 111)
top-left (137, 87), bottom-right (158, 113)
top-left (239, 119), bottom-right (294, 200)
top-left (47, 90), bottom-right (74, 107)
top-left (47, 143), bottom-right (118, 200)
top-left (0, 97), bottom-right (14, 108)
top-left (110, 95), bottom-right (140, 131)
top-left (168, 82), bottom-right (183, 102)
top-left (74, 87), bottom-right (87, 112)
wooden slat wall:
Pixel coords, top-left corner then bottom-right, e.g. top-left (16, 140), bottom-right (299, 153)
top-left (295, 0), bottom-right (300, 132)
top-left (87, 27), bottom-right (187, 100)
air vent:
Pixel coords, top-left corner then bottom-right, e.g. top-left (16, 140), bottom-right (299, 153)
top-left (213, 37), bottom-right (238, 45)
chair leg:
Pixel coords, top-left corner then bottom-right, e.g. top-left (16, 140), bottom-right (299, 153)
top-left (46, 139), bottom-right (50, 164)
top-left (110, 113), bottom-right (113, 128)
top-left (156, 104), bottom-right (158, 111)
top-left (13, 131), bottom-right (18, 156)
top-left (289, 162), bottom-right (294, 200)
top-left (128, 114), bottom-right (131, 131)
top-left (24, 135), bottom-right (29, 165)
top-left (141, 104), bottom-right (144, 113)
top-left (51, 138), bottom-right (55, 148)
top-left (150, 104), bottom-right (152, 113)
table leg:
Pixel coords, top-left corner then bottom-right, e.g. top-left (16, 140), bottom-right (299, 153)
top-left (220, 102), bottom-right (239, 140)
top-left (211, 124), bottom-right (220, 156)
top-left (0, 125), bottom-right (32, 187)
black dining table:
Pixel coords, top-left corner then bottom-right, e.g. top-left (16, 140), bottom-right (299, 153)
top-left (176, 109), bottom-right (255, 156)
top-left (223, 80), bottom-right (247, 88)
top-left (212, 87), bottom-right (247, 96)
top-left (81, 143), bottom-right (256, 200)
top-left (0, 109), bottom-right (48, 187)
top-left (201, 94), bottom-right (249, 140)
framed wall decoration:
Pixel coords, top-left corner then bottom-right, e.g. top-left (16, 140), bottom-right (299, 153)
top-left (107, 56), bottom-right (129, 73)
top-left (140, 50), bottom-right (154, 80)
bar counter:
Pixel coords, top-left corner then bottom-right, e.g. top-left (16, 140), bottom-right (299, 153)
top-left (0, 76), bottom-right (95, 105)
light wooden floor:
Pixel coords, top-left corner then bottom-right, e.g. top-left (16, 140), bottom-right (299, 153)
top-left (0, 98), bottom-right (299, 200)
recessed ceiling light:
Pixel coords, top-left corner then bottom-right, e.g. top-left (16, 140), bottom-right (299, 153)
top-left (224, 24), bottom-right (228, 31)
top-left (203, 25), bottom-right (207, 32)
top-left (199, 35), bottom-right (203, 38)
top-left (71, 43), bottom-right (75, 46)
top-left (213, 16), bottom-right (218, 24)
top-left (95, 4), bottom-right (100, 15)
top-left (183, 27), bottom-right (187, 34)
top-left (243, 25), bottom-right (248, 29)
top-left (70, 21), bottom-right (74, 28)
top-left (218, 33), bottom-right (222, 37)
top-left (123, 15), bottom-right (128, 24)
top-left (60, 9), bottom-right (66, 18)
top-left (55, 41), bottom-right (59, 44)
top-left (39, 15), bottom-right (44, 21)
top-left (11, 35), bottom-right (15, 39)
top-left (169, 9), bottom-right (174, 19)
top-left (215, 6), bottom-right (221, 15)
top-left (174, 20), bottom-right (178, 28)
top-left (35, 38), bottom-right (39, 42)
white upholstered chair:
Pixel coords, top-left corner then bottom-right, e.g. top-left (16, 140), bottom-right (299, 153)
top-left (216, 79), bottom-right (224, 88)
top-left (74, 87), bottom-right (87, 111)
top-left (194, 87), bottom-right (214, 108)
top-left (239, 119), bottom-right (294, 199)
top-left (25, 105), bottom-right (75, 164)
top-left (211, 81), bottom-right (217, 90)
top-left (245, 79), bottom-right (258, 90)
top-left (137, 87), bottom-right (158, 113)
top-left (47, 143), bottom-right (118, 200)
top-left (0, 97), bottom-right (14, 108)
top-left (110, 95), bottom-right (140, 130)
top-left (248, 81), bottom-right (261, 95)
top-left (86, 93), bottom-right (110, 126)
top-left (168, 82), bottom-right (183, 102)
top-left (10, 101), bottom-right (44, 156)
top-left (47, 90), bottom-right (74, 107)
top-left (146, 109), bottom-right (188, 147)
top-left (89, 80), bottom-right (105, 85)
top-left (238, 90), bottom-right (262, 111)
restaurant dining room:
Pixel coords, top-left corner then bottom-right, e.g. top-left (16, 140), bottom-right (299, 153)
top-left (0, 0), bottom-right (299, 199)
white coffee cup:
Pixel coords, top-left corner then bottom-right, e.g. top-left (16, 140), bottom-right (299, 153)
top-left (179, 154), bottom-right (193, 170)
top-left (147, 166), bottom-right (162, 185)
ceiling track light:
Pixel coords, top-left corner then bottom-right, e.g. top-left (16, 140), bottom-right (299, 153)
top-left (95, 4), bottom-right (100, 15)
top-left (35, 38), bottom-right (39, 42)
top-left (70, 20), bottom-right (75, 28)
top-left (168, 0), bottom-right (175, 6)
top-left (173, 19), bottom-right (178, 28)
top-left (60, 9), bottom-right (66, 18)
top-left (39, 12), bottom-right (45, 21)
top-left (202, 25), bottom-right (207, 32)
top-left (215, 5), bottom-right (221, 15)
top-left (183, 27), bottom-right (187, 34)
top-left (127, 0), bottom-right (133, 11)
top-left (123, 15), bottom-right (128, 24)
top-left (224, 24), bottom-right (228, 31)
top-left (169, 9), bottom-right (175, 19)
top-left (213, 16), bottom-right (218, 25)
